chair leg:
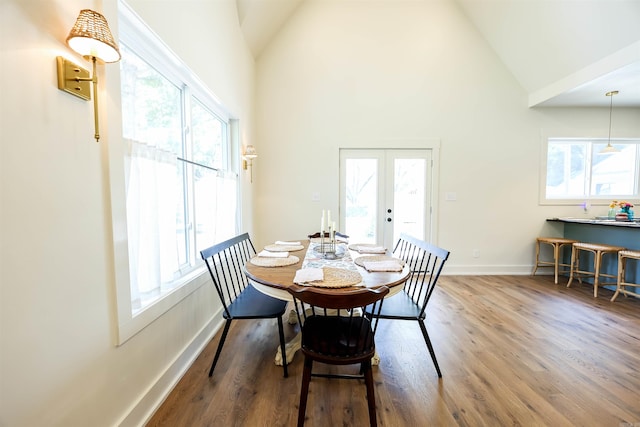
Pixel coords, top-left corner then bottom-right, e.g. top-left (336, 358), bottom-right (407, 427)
top-left (362, 360), bottom-right (377, 427)
top-left (277, 315), bottom-right (288, 377)
top-left (418, 320), bottom-right (442, 378)
top-left (297, 357), bottom-right (313, 427)
top-left (209, 319), bottom-right (232, 377)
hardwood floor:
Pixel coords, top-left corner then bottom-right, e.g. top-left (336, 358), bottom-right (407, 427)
top-left (147, 275), bottom-right (640, 426)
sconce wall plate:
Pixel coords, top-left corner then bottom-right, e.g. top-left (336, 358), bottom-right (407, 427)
top-left (56, 56), bottom-right (91, 101)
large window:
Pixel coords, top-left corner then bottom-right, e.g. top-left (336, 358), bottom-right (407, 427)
top-left (118, 2), bottom-right (238, 319)
top-left (542, 138), bottom-right (640, 203)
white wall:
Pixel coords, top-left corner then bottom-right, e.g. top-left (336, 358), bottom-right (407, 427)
top-left (0, 0), bottom-right (255, 425)
top-left (253, 0), bottom-right (640, 272)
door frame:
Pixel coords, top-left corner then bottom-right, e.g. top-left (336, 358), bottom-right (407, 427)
top-left (337, 139), bottom-right (441, 247)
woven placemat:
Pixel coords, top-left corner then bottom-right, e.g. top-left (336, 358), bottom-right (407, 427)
top-left (264, 244), bottom-right (305, 252)
top-left (353, 255), bottom-right (405, 268)
top-left (309, 267), bottom-right (362, 288)
top-left (250, 255), bottom-right (300, 267)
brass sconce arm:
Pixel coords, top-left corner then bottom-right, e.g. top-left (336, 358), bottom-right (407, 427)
top-left (57, 56), bottom-right (100, 141)
top-left (242, 145), bottom-right (258, 183)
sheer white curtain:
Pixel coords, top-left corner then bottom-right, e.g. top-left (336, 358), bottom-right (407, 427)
top-left (125, 139), bottom-right (180, 308)
top-left (193, 167), bottom-right (238, 255)
top-left (215, 173), bottom-right (237, 241)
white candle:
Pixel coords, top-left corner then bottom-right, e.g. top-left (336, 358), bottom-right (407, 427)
top-left (321, 210), bottom-right (325, 233)
top-left (327, 210), bottom-right (331, 226)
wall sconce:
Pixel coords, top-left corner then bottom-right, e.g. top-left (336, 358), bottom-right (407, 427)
top-left (242, 145), bottom-right (258, 183)
top-left (599, 90), bottom-right (620, 155)
top-left (56, 9), bottom-right (121, 142)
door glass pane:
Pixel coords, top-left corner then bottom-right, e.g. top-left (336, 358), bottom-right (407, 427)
top-left (393, 158), bottom-right (426, 243)
top-left (344, 158), bottom-right (378, 243)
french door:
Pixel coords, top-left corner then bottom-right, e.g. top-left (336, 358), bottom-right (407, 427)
top-left (339, 149), bottom-right (433, 249)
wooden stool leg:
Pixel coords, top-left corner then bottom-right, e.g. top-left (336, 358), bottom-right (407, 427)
top-left (593, 250), bottom-right (602, 298)
top-left (532, 240), bottom-right (541, 277)
top-left (553, 243), bottom-right (560, 284)
top-left (611, 255), bottom-right (625, 302)
top-left (567, 246), bottom-right (577, 287)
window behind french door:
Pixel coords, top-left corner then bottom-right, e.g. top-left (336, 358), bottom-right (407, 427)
top-left (339, 149), bottom-right (433, 250)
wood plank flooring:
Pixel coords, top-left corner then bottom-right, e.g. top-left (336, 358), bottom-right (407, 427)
top-left (147, 275), bottom-right (640, 426)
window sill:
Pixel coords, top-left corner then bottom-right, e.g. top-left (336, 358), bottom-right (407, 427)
top-left (116, 266), bottom-right (209, 346)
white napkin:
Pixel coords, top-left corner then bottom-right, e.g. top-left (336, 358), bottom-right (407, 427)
top-left (357, 245), bottom-right (386, 254)
top-left (258, 250), bottom-right (290, 258)
top-left (362, 260), bottom-right (403, 272)
top-left (293, 267), bottom-right (324, 284)
top-left (275, 240), bottom-right (301, 245)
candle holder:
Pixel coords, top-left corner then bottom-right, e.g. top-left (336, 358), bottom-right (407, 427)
top-left (314, 231), bottom-right (344, 259)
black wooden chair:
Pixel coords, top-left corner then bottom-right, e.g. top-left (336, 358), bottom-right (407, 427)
top-left (200, 233), bottom-right (288, 378)
top-left (369, 233), bottom-right (450, 378)
top-left (288, 285), bottom-right (389, 427)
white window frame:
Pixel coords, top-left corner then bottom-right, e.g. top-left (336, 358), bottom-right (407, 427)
top-left (108, 1), bottom-right (239, 345)
top-left (539, 136), bottom-right (640, 206)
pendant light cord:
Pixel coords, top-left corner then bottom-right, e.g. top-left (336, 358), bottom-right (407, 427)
top-left (605, 90), bottom-right (618, 147)
top-left (608, 92), bottom-right (613, 145)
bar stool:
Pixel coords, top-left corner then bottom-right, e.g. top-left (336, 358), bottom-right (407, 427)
top-left (567, 242), bottom-right (625, 297)
top-left (532, 237), bottom-right (579, 284)
top-left (611, 250), bottom-right (640, 302)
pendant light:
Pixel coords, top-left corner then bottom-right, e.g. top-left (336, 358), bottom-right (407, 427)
top-left (599, 90), bottom-right (620, 154)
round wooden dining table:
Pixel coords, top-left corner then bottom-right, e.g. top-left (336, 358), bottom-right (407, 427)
top-left (246, 240), bottom-right (409, 297)
top-left (244, 239), bottom-right (411, 365)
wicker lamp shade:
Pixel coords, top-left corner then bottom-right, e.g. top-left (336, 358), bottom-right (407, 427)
top-left (66, 9), bottom-right (120, 63)
top-left (244, 145), bottom-right (258, 159)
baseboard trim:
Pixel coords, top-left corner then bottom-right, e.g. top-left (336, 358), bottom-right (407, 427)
top-left (443, 265), bottom-right (535, 275)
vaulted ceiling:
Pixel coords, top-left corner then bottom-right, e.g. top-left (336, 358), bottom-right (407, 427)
top-left (236, 0), bottom-right (640, 107)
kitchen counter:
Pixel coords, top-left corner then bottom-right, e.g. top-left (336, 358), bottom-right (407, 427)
top-left (548, 217), bottom-right (640, 228)
top-left (546, 217), bottom-right (639, 291)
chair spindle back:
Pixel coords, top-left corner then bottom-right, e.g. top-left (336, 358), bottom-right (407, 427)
top-left (393, 233), bottom-right (450, 318)
top-left (200, 233), bottom-right (257, 317)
